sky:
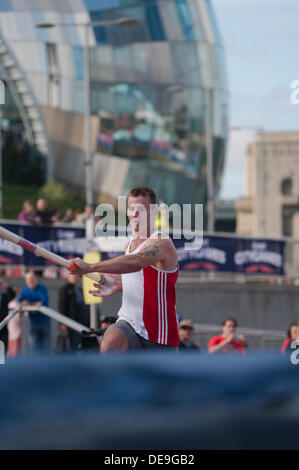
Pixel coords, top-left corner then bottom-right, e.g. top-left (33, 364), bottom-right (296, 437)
top-left (211, 0), bottom-right (299, 199)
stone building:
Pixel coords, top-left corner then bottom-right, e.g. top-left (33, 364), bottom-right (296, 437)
top-left (236, 131), bottom-right (299, 274)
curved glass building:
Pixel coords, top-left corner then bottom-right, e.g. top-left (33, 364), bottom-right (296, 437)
top-left (0, 0), bottom-right (228, 212)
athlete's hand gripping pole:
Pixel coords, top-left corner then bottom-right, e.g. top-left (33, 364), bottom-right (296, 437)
top-left (0, 226), bottom-right (101, 283)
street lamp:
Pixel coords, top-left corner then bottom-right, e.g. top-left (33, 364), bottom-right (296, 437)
top-left (36, 17), bottom-right (137, 212)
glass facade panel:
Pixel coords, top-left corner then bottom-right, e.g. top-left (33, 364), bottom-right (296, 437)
top-left (73, 80), bottom-right (84, 113)
top-left (144, 0), bottom-right (166, 41)
top-left (212, 89), bottom-right (228, 139)
top-left (38, 42), bottom-right (48, 73)
top-left (42, 11), bottom-right (67, 44)
top-left (0, 0), bottom-right (11, 11)
top-left (14, 12), bottom-right (36, 40)
top-left (84, 0), bottom-right (120, 12)
top-left (186, 0), bottom-right (204, 41)
top-left (171, 42), bottom-right (200, 86)
top-left (11, 0), bottom-right (64, 11)
top-left (60, 76), bottom-right (74, 112)
top-left (89, 10), bottom-right (109, 45)
top-left (28, 72), bottom-right (48, 105)
top-left (58, 45), bottom-right (75, 78)
top-left (175, 0), bottom-right (196, 41)
top-left (206, 0), bottom-right (223, 45)
top-left (113, 45), bottom-right (134, 82)
top-left (91, 83), bottom-right (116, 115)
top-left (0, 12), bottom-right (21, 40)
top-left (73, 46), bottom-right (84, 80)
top-left (132, 43), bottom-right (173, 84)
top-left (197, 0), bottom-right (216, 44)
top-left (197, 42), bottom-right (220, 88)
top-left (158, 1), bottom-right (183, 42)
top-left (10, 0), bottom-right (27, 10)
top-left (90, 46), bottom-right (115, 82)
top-left (72, 12), bottom-right (92, 46)
top-left (216, 45), bottom-right (228, 91)
top-left (64, 0), bottom-right (86, 12)
top-left (14, 42), bottom-right (43, 73)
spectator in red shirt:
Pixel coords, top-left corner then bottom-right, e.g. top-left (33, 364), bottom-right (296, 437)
top-left (281, 323), bottom-right (299, 354)
top-left (208, 318), bottom-right (247, 354)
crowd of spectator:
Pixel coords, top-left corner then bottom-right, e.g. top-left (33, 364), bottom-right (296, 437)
top-left (178, 317), bottom-right (247, 354)
top-left (0, 271), bottom-right (298, 357)
top-left (0, 271), bottom-right (116, 357)
top-left (17, 199), bottom-right (93, 226)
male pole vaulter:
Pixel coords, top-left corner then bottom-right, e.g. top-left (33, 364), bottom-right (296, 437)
top-left (70, 187), bottom-right (179, 353)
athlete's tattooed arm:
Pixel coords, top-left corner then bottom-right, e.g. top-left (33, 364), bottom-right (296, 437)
top-left (139, 242), bottom-right (160, 257)
top-left (70, 239), bottom-right (169, 275)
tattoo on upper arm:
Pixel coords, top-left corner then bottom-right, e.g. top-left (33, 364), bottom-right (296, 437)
top-left (140, 242), bottom-right (160, 257)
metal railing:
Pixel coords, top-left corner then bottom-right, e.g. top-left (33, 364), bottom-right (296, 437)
top-left (0, 307), bottom-right (286, 353)
top-left (0, 306), bottom-right (91, 348)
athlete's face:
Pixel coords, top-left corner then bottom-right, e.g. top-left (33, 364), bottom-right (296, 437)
top-left (127, 195), bottom-right (154, 238)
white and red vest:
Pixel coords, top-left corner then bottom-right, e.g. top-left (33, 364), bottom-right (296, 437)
top-left (117, 231), bottom-right (179, 346)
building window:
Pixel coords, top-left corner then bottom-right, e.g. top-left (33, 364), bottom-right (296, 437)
top-left (281, 178), bottom-right (292, 196)
top-left (46, 43), bottom-right (60, 108)
top-left (282, 214), bottom-right (293, 237)
top-left (73, 46), bottom-right (84, 80)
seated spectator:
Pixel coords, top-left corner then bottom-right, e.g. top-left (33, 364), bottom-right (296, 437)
top-left (18, 201), bottom-right (36, 224)
top-left (62, 209), bottom-right (74, 223)
top-left (71, 210), bottom-right (81, 225)
top-left (76, 205), bottom-right (94, 225)
top-left (281, 322), bottom-right (299, 354)
top-left (208, 318), bottom-right (246, 354)
top-left (18, 270), bottom-right (50, 354)
top-left (7, 289), bottom-right (21, 358)
top-left (51, 209), bottom-right (61, 225)
top-left (76, 205), bottom-right (95, 238)
top-left (178, 319), bottom-right (200, 351)
top-left (35, 198), bottom-right (52, 225)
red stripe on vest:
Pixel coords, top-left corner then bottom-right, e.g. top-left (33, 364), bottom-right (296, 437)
top-left (142, 266), bottom-right (179, 346)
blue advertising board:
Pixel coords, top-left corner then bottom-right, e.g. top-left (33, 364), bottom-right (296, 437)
top-left (0, 223), bottom-right (285, 275)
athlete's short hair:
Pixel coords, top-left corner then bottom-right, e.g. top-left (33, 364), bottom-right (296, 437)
top-left (128, 186), bottom-right (157, 205)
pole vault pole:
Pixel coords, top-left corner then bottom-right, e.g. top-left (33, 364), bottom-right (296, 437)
top-left (0, 225), bottom-right (101, 283)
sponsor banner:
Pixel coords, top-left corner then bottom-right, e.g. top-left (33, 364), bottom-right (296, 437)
top-left (0, 224), bottom-right (85, 267)
top-left (175, 236), bottom-right (285, 275)
top-left (0, 224), bottom-right (24, 264)
top-left (23, 225), bottom-right (85, 266)
top-left (233, 238), bottom-right (285, 275)
top-left (0, 224), bottom-right (285, 275)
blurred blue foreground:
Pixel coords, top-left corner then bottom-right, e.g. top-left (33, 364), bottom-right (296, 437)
top-left (0, 352), bottom-right (298, 450)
